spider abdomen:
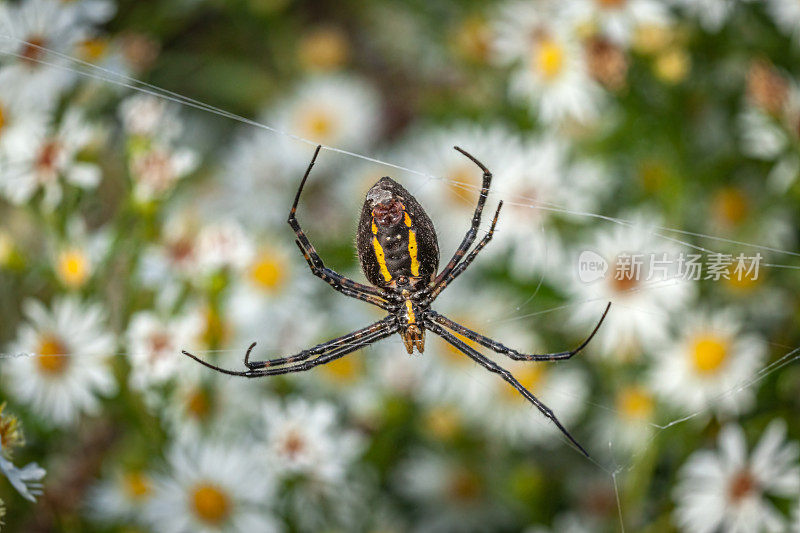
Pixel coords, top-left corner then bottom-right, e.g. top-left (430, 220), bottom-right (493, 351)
top-left (357, 177), bottom-right (439, 288)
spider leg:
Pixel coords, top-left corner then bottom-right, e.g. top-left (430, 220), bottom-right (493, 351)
top-left (425, 201), bottom-right (502, 303)
top-left (242, 323), bottom-right (398, 377)
top-left (288, 145), bottom-right (392, 305)
top-left (182, 317), bottom-right (398, 377)
top-left (429, 146), bottom-right (493, 289)
top-left (293, 240), bottom-right (392, 310)
top-left (425, 303), bottom-right (611, 361)
top-left (424, 320), bottom-right (590, 458)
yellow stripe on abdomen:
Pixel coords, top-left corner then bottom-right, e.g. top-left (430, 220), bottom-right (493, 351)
top-left (408, 230), bottom-right (419, 276)
top-left (371, 219), bottom-right (393, 283)
top-left (405, 300), bottom-right (416, 324)
top-left (372, 237), bottom-right (392, 282)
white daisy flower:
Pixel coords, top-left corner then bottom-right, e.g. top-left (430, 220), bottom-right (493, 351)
top-left (210, 129), bottom-right (292, 228)
top-left (489, 135), bottom-right (609, 282)
top-left (118, 93), bottom-right (183, 142)
top-left (739, 79), bottom-right (800, 192)
top-left (161, 375), bottom-right (260, 442)
top-left (526, 512), bottom-right (602, 533)
top-left (471, 324), bottom-right (590, 448)
top-left (295, 301), bottom-right (396, 423)
top-left (65, 0), bottom-right (116, 25)
top-left (329, 151), bottom-right (414, 240)
top-left (1, 107), bottom-right (102, 208)
top-left (673, 419), bottom-right (800, 533)
top-left (765, 0), bottom-right (800, 46)
top-left (258, 397), bottom-right (364, 485)
top-left (137, 209), bottom-right (204, 288)
top-left (87, 467), bottom-right (155, 525)
top-left (393, 122), bottom-right (520, 251)
top-left (670, 0), bottom-right (750, 32)
top-left (592, 382), bottom-right (657, 455)
top-left (146, 439), bottom-right (279, 533)
top-left (493, 2), bottom-right (603, 124)
top-left (304, 298), bottom-right (423, 422)
top-left (125, 309), bottom-right (204, 393)
top-left (650, 309), bottom-right (767, 418)
top-left (395, 449), bottom-right (511, 533)
top-left (0, 70), bottom-right (49, 160)
top-left (75, 35), bottom-right (134, 95)
top-left (0, 0), bottom-right (90, 104)
top-left (567, 214), bottom-right (696, 359)
top-left (267, 74), bottom-right (382, 171)
top-left (419, 287), bottom-right (513, 413)
top-left (3, 296), bottom-right (117, 428)
top-left (254, 397), bottom-right (371, 530)
top-left (194, 219), bottom-right (254, 276)
top-left (129, 142), bottom-right (198, 202)
top-left (48, 216), bottom-right (111, 290)
top-left (563, 0), bottom-right (671, 46)
top-left (224, 238), bottom-right (324, 364)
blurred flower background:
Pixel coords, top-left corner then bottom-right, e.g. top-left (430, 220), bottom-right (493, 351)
top-left (0, 0), bottom-right (799, 531)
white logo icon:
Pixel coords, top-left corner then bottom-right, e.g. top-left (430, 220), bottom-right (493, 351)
top-left (578, 250), bottom-right (608, 284)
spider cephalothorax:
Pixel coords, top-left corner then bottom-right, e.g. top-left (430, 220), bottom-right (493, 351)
top-left (183, 145), bottom-right (610, 457)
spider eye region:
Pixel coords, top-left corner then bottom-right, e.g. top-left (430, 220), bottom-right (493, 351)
top-left (372, 200), bottom-right (404, 226)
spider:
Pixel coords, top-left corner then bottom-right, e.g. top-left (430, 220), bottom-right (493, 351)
top-left (182, 145), bottom-right (610, 457)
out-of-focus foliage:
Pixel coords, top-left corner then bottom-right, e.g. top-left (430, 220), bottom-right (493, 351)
top-left (0, 0), bottom-right (799, 531)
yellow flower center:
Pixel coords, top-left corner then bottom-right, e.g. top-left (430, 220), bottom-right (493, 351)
top-left (655, 48), bottom-right (690, 84)
top-left (451, 16), bottom-right (491, 63)
top-left (298, 27), bottom-right (349, 71)
top-left (712, 187), bottom-right (749, 227)
top-left (691, 335), bottom-right (729, 375)
top-left (612, 256), bottom-right (639, 293)
top-left (186, 389), bottom-right (212, 420)
top-left (56, 248), bottom-right (90, 288)
top-left (440, 320), bottom-right (479, 366)
top-left (20, 36), bottom-right (47, 65)
top-left (728, 469), bottom-right (757, 503)
top-left (597, 0), bottom-right (626, 8)
top-left (534, 38), bottom-right (565, 81)
top-left (249, 251), bottom-right (288, 291)
top-left (725, 264), bottom-right (762, 292)
top-left (279, 429), bottom-right (307, 459)
top-left (191, 483), bottom-right (231, 525)
top-left (0, 403), bottom-right (24, 456)
top-left (638, 159), bottom-right (669, 192)
top-left (36, 335), bottom-right (70, 376)
top-left (616, 386), bottom-right (654, 421)
top-left (36, 141), bottom-right (61, 176)
top-left (79, 38), bottom-right (109, 61)
top-left (0, 232), bottom-right (13, 267)
top-left (423, 406), bottom-right (461, 441)
top-left (202, 306), bottom-right (229, 347)
top-left (298, 108), bottom-right (337, 143)
top-left (633, 24), bottom-right (673, 55)
top-left (447, 468), bottom-right (482, 503)
top-left (445, 164), bottom-right (482, 208)
top-left (501, 365), bottom-right (545, 402)
top-left (123, 471), bottom-right (152, 501)
top-left (319, 354), bottom-right (363, 384)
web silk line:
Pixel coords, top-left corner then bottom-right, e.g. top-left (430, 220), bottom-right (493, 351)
top-left (3, 34), bottom-right (800, 530)
top-left (2, 34), bottom-right (800, 265)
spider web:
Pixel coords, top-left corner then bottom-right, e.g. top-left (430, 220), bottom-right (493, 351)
top-left (1, 36), bottom-right (799, 531)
